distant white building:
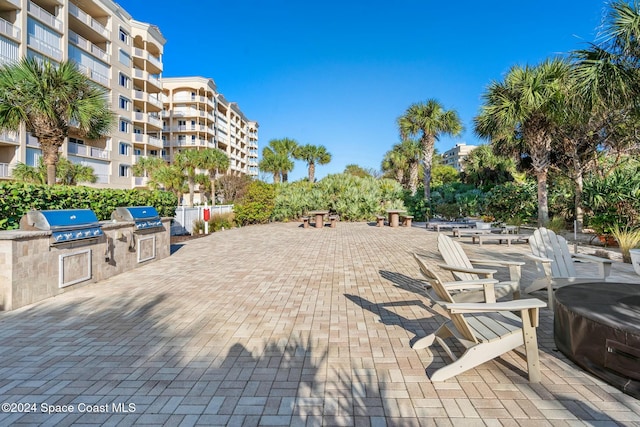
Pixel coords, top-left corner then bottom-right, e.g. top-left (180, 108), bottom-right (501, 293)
top-left (442, 143), bottom-right (477, 172)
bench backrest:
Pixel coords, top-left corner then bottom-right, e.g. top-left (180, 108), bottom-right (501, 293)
top-left (437, 234), bottom-right (477, 281)
top-left (529, 227), bottom-right (576, 278)
top-left (413, 253), bottom-right (477, 343)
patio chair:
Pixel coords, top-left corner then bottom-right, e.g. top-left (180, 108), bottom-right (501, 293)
top-left (525, 227), bottom-right (614, 306)
top-left (437, 233), bottom-right (523, 301)
top-left (412, 253), bottom-right (547, 382)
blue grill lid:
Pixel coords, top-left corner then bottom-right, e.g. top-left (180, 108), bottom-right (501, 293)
top-left (27, 209), bottom-right (100, 230)
top-left (112, 206), bottom-right (160, 221)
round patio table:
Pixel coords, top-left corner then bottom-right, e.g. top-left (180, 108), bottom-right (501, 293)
top-left (386, 210), bottom-right (405, 228)
top-left (308, 210), bottom-right (329, 229)
top-left (554, 282), bottom-right (640, 398)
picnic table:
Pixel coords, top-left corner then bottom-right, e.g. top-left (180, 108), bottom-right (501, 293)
top-left (386, 210), bottom-right (405, 228)
top-left (308, 210), bottom-right (329, 229)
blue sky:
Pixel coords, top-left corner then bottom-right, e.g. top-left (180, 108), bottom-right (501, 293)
top-left (117, 0), bottom-right (608, 181)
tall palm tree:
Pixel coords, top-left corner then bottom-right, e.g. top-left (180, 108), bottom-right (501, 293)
top-left (174, 150), bottom-right (203, 206)
top-left (154, 164), bottom-right (187, 203)
top-left (132, 156), bottom-right (166, 189)
top-left (475, 59), bottom-right (570, 225)
top-left (397, 139), bottom-right (421, 195)
top-left (259, 146), bottom-right (284, 183)
top-left (200, 148), bottom-right (230, 205)
top-left (398, 99), bottom-right (462, 201)
top-left (12, 157), bottom-right (96, 185)
top-left (0, 58), bottom-right (113, 185)
top-left (462, 144), bottom-right (517, 188)
top-left (269, 138), bottom-right (298, 182)
top-left (293, 144), bottom-right (331, 182)
top-left (381, 148), bottom-right (407, 184)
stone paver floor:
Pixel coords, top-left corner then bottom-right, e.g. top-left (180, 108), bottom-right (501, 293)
top-left (0, 221), bottom-right (639, 426)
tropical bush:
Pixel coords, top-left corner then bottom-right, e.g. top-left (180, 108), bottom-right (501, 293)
top-left (233, 181), bottom-right (276, 226)
top-left (484, 181), bottom-right (537, 223)
top-left (0, 182), bottom-right (178, 230)
top-left (610, 224), bottom-right (640, 263)
top-left (208, 212), bottom-right (236, 231)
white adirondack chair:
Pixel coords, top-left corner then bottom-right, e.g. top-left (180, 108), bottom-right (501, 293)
top-left (412, 253), bottom-right (547, 382)
top-left (437, 233), bottom-right (523, 301)
top-left (526, 227), bottom-right (614, 306)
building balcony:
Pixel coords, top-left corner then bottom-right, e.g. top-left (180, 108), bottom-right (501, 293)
top-left (133, 68), bottom-right (162, 92)
top-left (133, 133), bottom-right (163, 148)
top-left (0, 130), bottom-right (18, 144)
top-left (216, 113), bottom-right (227, 124)
top-left (133, 176), bottom-right (149, 187)
top-left (2, 0), bottom-right (20, 8)
top-left (0, 17), bottom-right (20, 41)
top-left (68, 2), bottom-right (109, 40)
top-left (27, 1), bottom-right (62, 32)
top-left (133, 112), bottom-right (163, 130)
top-left (68, 30), bottom-right (109, 62)
top-left (27, 36), bottom-right (63, 61)
top-left (133, 90), bottom-right (163, 110)
top-left (67, 141), bottom-right (108, 160)
top-left (75, 63), bottom-right (109, 87)
top-left (26, 133), bottom-right (40, 147)
top-left (132, 47), bottom-right (162, 72)
top-left (169, 138), bottom-right (208, 147)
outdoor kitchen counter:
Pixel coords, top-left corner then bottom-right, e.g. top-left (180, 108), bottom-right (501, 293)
top-left (0, 218), bottom-right (172, 311)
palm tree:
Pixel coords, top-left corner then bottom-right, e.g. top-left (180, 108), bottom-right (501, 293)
top-left (398, 99), bottom-right (462, 201)
top-left (11, 162), bottom-right (45, 184)
top-left (0, 58), bottom-right (113, 185)
top-left (381, 147), bottom-right (407, 185)
top-left (397, 139), bottom-right (421, 195)
top-left (462, 144), bottom-right (517, 188)
top-left (199, 148), bottom-right (230, 205)
top-left (132, 156), bottom-right (166, 189)
top-left (259, 147), bottom-right (284, 183)
top-left (269, 138), bottom-right (298, 182)
top-left (11, 157), bottom-right (96, 185)
top-left (154, 164), bottom-right (187, 203)
top-left (475, 59), bottom-right (570, 225)
top-left (293, 144), bottom-right (331, 182)
top-left (174, 150), bottom-right (203, 206)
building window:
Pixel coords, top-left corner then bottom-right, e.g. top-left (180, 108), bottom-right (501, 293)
top-left (118, 49), bottom-right (131, 67)
top-left (68, 137), bottom-right (84, 145)
top-left (119, 120), bottom-right (130, 133)
top-left (119, 96), bottom-right (130, 111)
top-left (119, 142), bottom-right (130, 156)
top-left (119, 28), bottom-right (129, 45)
top-left (177, 135), bottom-right (186, 145)
top-left (119, 165), bottom-right (130, 177)
top-left (119, 72), bottom-right (130, 89)
top-left (191, 135), bottom-right (196, 144)
top-left (150, 150), bottom-right (158, 156)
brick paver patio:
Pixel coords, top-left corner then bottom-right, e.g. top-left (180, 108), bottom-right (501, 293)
top-left (0, 221), bottom-right (639, 426)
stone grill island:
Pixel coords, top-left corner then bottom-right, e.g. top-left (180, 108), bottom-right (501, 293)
top-left (0, 207), bottom-right (171, 311)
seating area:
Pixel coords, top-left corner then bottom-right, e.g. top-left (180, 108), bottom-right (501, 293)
top-left (0, 222), bottom-right (638, 425)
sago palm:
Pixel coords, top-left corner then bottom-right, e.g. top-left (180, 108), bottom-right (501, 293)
top-left (0, 58), bottom-right (113, 185)
top-left (398, 99), bottom-right (462, 201)
top-left (474, 59), bottom-right (570, 225)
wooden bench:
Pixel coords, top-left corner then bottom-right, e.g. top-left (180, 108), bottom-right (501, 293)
top-left (473, 233), bottom-right (530, 246)
top-left (301, 217), bottom-right (310, 228)
top-left (376, 215), bottom-right (385, 227)
top-left (400, 215), bottom-right (414, 227)
top-left (329, 215), bottom-right (338, 228)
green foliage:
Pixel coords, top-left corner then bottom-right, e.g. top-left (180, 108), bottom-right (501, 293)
top-left (484, 181), bottom-right (537, 223)
top-left (0, 182), bottom-right (178, 230)
top-left (234, 181), bottom-right (276, 226)
top-left (610, 224), bottom-right (640, 263)
top-left (431, 164), bottom-right (460, 187)
top-left (208, 212), bottom-right (236, 232)
top-left (272, 181), bottom-right (316, 221)
top-left (402, 188), bottom-right (430, 221)
top-left (545, 216), bottom-right (566, 233)
top-left (192, 219), bottom-right (205, 235)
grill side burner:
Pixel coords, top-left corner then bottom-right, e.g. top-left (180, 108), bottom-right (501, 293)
top-left (20, 209), bottom-right (104, 244)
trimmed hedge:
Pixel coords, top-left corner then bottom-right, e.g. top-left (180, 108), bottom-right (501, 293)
top-left (0, 182), bottom-right (178, 230)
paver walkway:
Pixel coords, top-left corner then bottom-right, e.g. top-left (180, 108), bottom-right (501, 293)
top-left (0, 222), bottom-right (639, 426)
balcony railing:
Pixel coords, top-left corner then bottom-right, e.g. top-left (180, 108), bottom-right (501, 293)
top-left (27, 36), bottom-right (63, 61)
top-left (0, 130), bottom-right (18, 143)
top-left (0, 17), bottom-right (20, 40)
top-left (68, 30), bottom-right (109, 62)
top-left (133, 48), bottom-right (162, 70)
top-left (134, 176), bottom-right (149, 187)
top-left (26, 133), bottom-right (40, 147)
top-left (75, 63), bottom-right (109, 87)
top-left (27, 1), bottom-right (63, 32)
top-left (67, 141), bottom-right (108, 160)
top-left (133, 133), bottom-right (163, 148)
top-left (68, 3), bottom-right (109, 39)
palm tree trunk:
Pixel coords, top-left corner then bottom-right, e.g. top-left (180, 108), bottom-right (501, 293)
top-left (188, 176), bottom-right (196, 207)
top-left (536, 169), bottom-right (549, 226)
top-left (409, 161), bottom-right (419, 196)
top-left (574, 165), bottom-right (584, 233)
top-left (308, 162), bottom-right (315, 183)
top-left (41, 145), bottom-right (59, 185)
top-left (273, 173), bottom-right (280, 184)
top-left (421, 136), bottom-right (436, 201)
top-left (210, 178), bottom-right (216, 206)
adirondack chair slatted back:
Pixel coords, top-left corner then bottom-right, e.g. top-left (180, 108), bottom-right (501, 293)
top-left (437, 233), bottom-right (477, 281)
top-left (413, 253), bottom-right (478, 344)
top-left (529, 228), bottom-right (576, 278)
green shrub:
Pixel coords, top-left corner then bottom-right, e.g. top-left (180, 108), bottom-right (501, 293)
top-left (234, 181), bottom-right (276, 226)
top-left (484, 181), bottom-right (537, 223)
top-left (0, 182), bottom-right (178, 230)
top-left (545, 216), bottom-right (566, 233)
top-left (192, 219), bottom-right (205, 235)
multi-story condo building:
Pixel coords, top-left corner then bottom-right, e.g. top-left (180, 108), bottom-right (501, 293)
top-left (0, 0), bottom-right (165, 188)
top-left (162, 77), bottom-right (258, 178)
top-left (442, 143), bottom-right (477, 172)
top-left (0, 0), bottom-right (257, 189)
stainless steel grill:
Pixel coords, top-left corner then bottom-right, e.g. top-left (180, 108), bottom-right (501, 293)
top-left (20, 209), bottom-right (104, 244)
top-left (111, 206), bottom-right (162, 231)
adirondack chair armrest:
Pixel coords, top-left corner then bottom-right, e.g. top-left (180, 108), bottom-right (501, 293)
top-left (440, 278), bottom-right (499, 291)
top-left (572, 253), bottom-right (614, 264)
top-left (468, 258), bottom-right (525, 267)
top-left (443, 298), bottom-right (546, 314)
top-left (525, 253), bottom-right (553, 264)
top-left (438, 263), bottom-right (497, 277)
